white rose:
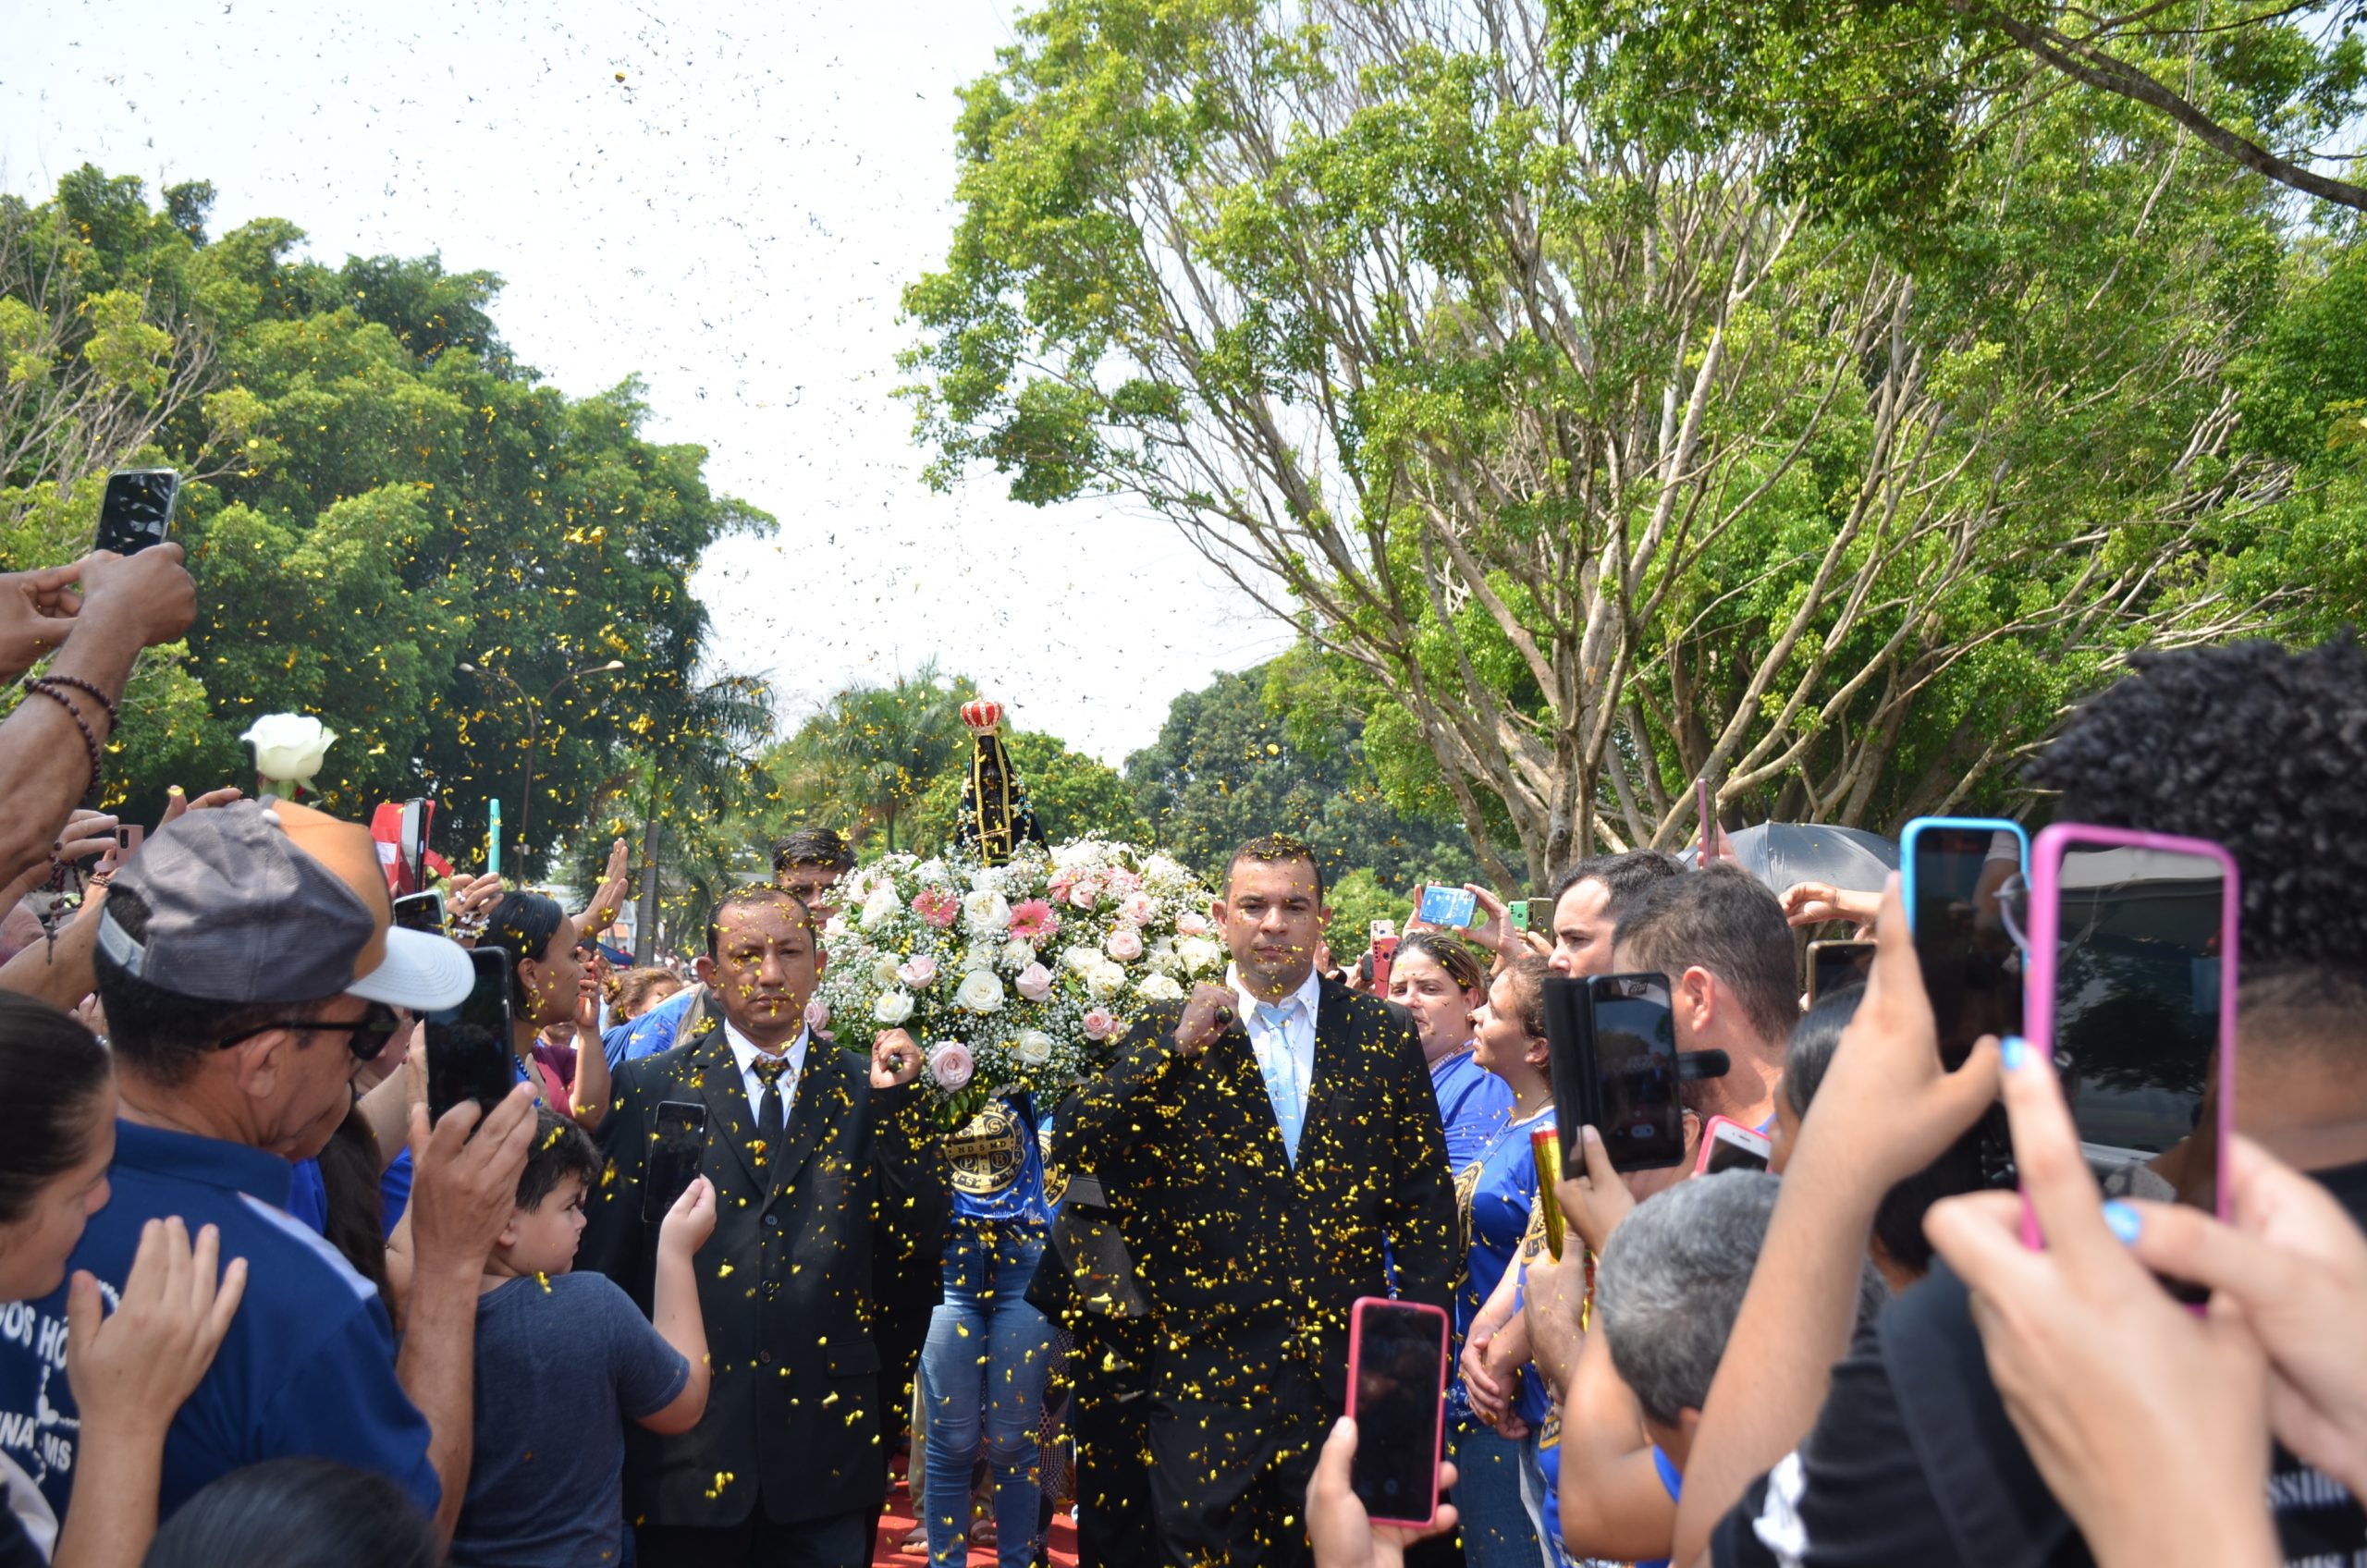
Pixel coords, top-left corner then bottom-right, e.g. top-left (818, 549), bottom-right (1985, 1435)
top-left (1147, 939), bottom-right (1184, 975)
top-left (240, 713), bottom-right (337, 791)
top-left (1013, 1029), bottom-right (1055, 1067)
top-left (963, 942), bottom-right (997, 973)
top-left (968, 866), bottom-right (1010, 894)
top-left (1137, 973), bottom-right (1184, 1003)
top-left (861, 885), bottom-right (902, 928)
top-left (999, 938), bottom-right (1036, 971)
top-left (1086, 961), bottom-right (1127, 998)
top-left (1176, 936), bottom-right (1223, 974)
top-left (872, 990), bottom-right (915, 1025)
top-left (870, 953), bottom-right (901, 986)
top-left (962, 888), bottom-right (1012, 935)
top-left (954, 970), bottom-right (1006, 1013)
top-left (1143, 853), bottom-right (1190, 885)
top-left (823, 914), bottom-right (850, 939)
top-left (1061, 945), bottom-right (1099, 974)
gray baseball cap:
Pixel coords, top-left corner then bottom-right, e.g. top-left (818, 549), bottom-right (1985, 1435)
top-left (95, 798), bottom-right (474, 1009)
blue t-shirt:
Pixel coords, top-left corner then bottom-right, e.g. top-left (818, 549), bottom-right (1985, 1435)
top-left (287, 1158), bottom-right (328, 1232)
top-left (1452, 1105), bottom-right (1556, 1429)
top-left (949, 1097), bottom-right (1051, 1225)
top-left (450, 1271), bottom-right (689, 1568)
top-left (0, 1121), bottom-right (440, 1524)
top-left (605, 986), bottom-right (697, 1071)
top-left (1429, 1047), bottom-right (1515, 1175)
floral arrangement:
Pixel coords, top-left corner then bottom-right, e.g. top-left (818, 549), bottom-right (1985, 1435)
top-left (812, 839), bottom-right (1227, 1122)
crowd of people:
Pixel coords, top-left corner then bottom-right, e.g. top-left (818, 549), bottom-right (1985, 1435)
top-left (0, 539), bottom-right (2362, 1568)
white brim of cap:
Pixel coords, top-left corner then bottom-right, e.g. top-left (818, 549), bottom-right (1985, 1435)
top-left (348, 926), bottom-right (477, 1011)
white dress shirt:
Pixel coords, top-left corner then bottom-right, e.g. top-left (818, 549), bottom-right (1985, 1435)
top-left (1231, 963), bottom-right (1323, 1111)
top-left (724, 1021), bottom-right (809, 1125)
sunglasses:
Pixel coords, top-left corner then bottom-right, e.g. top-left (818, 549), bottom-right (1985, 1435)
top-left (216, 1000), bottom-right (410, 1062)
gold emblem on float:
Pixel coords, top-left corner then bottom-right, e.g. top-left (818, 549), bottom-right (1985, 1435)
top-left (1038, 1123), bottom-right (1068, 1207)
top-left (949, 1100), bottom-right (1025, 1195)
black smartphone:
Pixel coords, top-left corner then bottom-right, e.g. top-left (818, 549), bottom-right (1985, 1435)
top-left (643, 1100), bottom-right (711, 1222)
top-left (1905, 823), bottom-right (2026, 1069)
top-left (1345, 1297), bottom-right (1449, 1529)
top-left (93, 470), bottom-right (180, 555)
top-left (391, 890), bottom-right (446, 934)
top-left (1543, 972), bottom-right (1686, 1171)
top-left (425, 947), bottom-right (514, 1123)
top-left (1806, 937), bottom-right (1876, 1003)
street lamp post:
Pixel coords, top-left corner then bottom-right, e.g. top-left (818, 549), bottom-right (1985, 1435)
top-left (460, 658), bottom-right (625, 867)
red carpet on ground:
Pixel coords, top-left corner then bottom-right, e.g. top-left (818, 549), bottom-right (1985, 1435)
top-left (873, 1457), bottom-right (1080, 1568)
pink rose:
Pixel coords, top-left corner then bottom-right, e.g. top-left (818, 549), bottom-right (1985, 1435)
top-left (926, 1039), bottom-right (975, 1091)
top-left (1049, 869), bottom-right (1077, 900)
top-left (1105, 926), bottom-right (1146, 962)
top-left (1106, 869), bottom-right (1144, 896)
top-left (912, 887), bottom-right (962, 929)
top-left (1120, 891), bottom-right (1158, 926)
top-left (1066, 876), bottom-right (1103, 911)
top-left (1082, 1008), bottom-right (1118, 1042)
top-left (1175, 912), bottom-right (1213, 938)
top-left (1015, 962), bottom-right (1055, 1002)
top-left (804, 998), bottom-right (830, 1035)
top-left (1008, 899), bottom-right (1061, 944)
top-left (896, 954), bottom-right (939, 989)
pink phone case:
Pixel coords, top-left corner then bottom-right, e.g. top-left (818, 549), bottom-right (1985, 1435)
top-left (1696, 1114), bottom-right (1772, 1174)
top-left (2018, 823), bottom-right (2239, 1251)
top-left (1344, 1295), bottom-right (1451, 1529)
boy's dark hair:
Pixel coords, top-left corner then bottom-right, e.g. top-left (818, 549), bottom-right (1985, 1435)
top-left (1226, 832), bottom-right (1325, 904)
top-left (2026, 632), bottom-right (2367, 978)
top-left (1612, 864), bottom-right (1799, 1047)
top-left (1555, 849), bottom-right (1685, 920)
top-left (771, 827), bottom-right (855, 876)
top-left (92, 884), bottom-right (295, 1087)
top-left (518, 1108), bottom-right (600, 1211)
top-left (704, 884), bottom-right (815, 957)
top-left (142, 1457), bottom-right (437, 1568)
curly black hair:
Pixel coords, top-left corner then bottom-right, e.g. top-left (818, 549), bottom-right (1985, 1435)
top-left (2025, 631), bottom-right (2366, 975)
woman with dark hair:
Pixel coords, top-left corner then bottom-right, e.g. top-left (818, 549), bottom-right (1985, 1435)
top-left (140, 1458), bottom-right (436, 1568)
top-left (476, 890), bottom-right (606, 1126)
top-left (0, 993), bottom-right (244, 1568)
top-left (1390, 932), bottom-right (1515, 1174)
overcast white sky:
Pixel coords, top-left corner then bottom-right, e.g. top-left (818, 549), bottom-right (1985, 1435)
top-left (0, 0), bottom-right (1294, 764)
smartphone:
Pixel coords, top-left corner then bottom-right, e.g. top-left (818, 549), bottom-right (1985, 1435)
top-left (485, 798), bottom-right (502, 876)
top-left (93, 469), bottom-right (179, 555)
top-left (1369, 920), bottom-right (1399, 994)
top-left (1344, 1297), bottom-right (1450, 1528)
top-left (1508, 898), bottom-right (1532, 933)
top-left (1806, 937), bottom-right (1876, 1004)
top-left (391, 890), bottom-right (446, 934)
top-left (1902, 818), bottom-right (2029, 1070)
top-left (1416, 885), bottom-right (1477, 927)
top-left (424, 947), bottom-right (515, 1123)
top-left (1544, 972), bottom-right (1686, 1171)
top-left (1697, 1114), bottom-right (1772, 1175)
top-left (2020, 825), bottom-right (2237, 1256)
top-left (397, 798), bottom-right (434, 895)
top-left (114, 824), bottom-right (143, 859)
top-left (643, 1100), bottom-right (711, 1223)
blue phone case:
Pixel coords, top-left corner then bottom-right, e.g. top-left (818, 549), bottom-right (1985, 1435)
top-left (1900, 817), bottom-right (2029, 933)
top-left (1417, 886), bottom-right (1478, 927)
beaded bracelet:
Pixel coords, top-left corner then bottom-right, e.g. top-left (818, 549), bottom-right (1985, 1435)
top-left (21, 679), bottom-right (104, 795)
top-left (37, 673), bottom-right (120, 729)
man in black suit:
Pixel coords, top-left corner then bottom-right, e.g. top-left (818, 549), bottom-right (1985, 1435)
top-left (1056, 832), bottom-right (1458, 1566)
top-left (579, 883), bottom-right (947, 1567)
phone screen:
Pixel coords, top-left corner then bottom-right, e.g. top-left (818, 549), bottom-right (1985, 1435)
top-left (1704, 1132), bottom-right (1771, 1174)
top-left (2045, 843), bottom-right (2226, 1172)
top-left (1348, 1299), bottom-right (1446, 1525)
top-left (425, 947), bottom-right (515, 1123)
top-left (1809, 938), bottom-right (1876, 1002)
top-left (391, 891), bottom-right (445, 934)
top-left (1910, 827), bottom-right (2024, 1069)
top-left (1589, 973), bottom-right (1686, 1170)
top-left (644, 1100), bottom-right (711, 1222)
top-left (93, 470), bottom-right (179, 555)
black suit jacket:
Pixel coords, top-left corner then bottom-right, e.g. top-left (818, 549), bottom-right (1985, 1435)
top-left (1052, 978), bottom-right (1456, 1409)
top-left (578, 1024), bottom-right (947, 1528)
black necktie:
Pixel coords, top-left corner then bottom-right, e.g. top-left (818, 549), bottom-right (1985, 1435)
top-left (753, 1055), bottom-right (790, 1168)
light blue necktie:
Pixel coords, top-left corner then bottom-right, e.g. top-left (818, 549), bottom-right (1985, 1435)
top-left (1254, 1000), bottom-right (1306, 1164)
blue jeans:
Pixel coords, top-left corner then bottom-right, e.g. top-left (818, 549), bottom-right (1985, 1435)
top-left (918, 1219), bottom-right (1054, 1568)
top-left (1453, 1421), bottom-right (1551, 1567)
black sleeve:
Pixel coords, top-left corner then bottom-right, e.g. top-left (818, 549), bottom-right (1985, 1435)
top-left (577, 1059), bottom-right (653, 1292)
top-left (1049, 1005), bottom-right (1184, 1189)
top-left (870, 1081), bottom-right (950, 1313)
top-left (1708, 1322), bottom-right (1970, 1568)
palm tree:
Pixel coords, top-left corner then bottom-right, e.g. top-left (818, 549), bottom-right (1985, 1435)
top-left (776, 661), bottom-right (976, 852)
